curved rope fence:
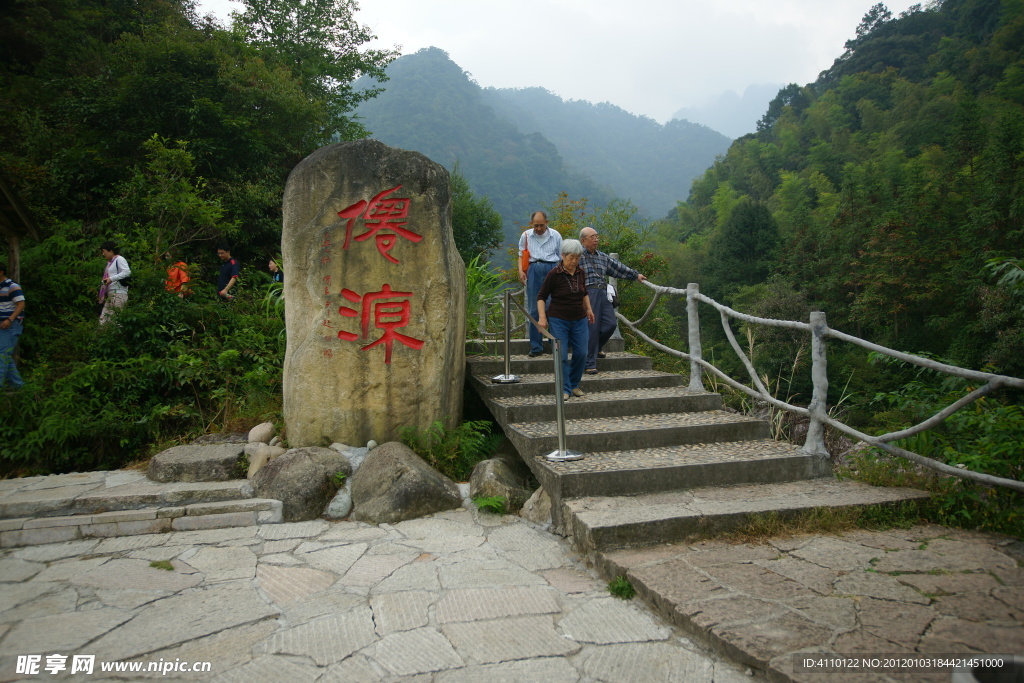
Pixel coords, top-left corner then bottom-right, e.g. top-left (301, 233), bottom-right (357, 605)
top-left (615, 280), bottom-right (1024, 493)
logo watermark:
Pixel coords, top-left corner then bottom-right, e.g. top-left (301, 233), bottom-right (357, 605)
top-left (16, 655), bottom-right (212, 676)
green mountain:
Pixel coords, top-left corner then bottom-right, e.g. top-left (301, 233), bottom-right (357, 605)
top-left (481, 86), bottom-right (732, 218)
top-left (354, 47), bottom-right (613, 246)
top-left (354, 47), bottom-right (731, 242)
top-left (662, 0), bottom-right (1024, 376)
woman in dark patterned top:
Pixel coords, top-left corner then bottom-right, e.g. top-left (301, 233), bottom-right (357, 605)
top-left (537, 239), bottom-right (596, 400)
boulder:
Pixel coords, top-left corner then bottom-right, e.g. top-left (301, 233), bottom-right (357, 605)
top-left (350, 441), bottom-right (461, 524)
top-left (469, 458), bottom-right (532, 513)
top-left (252, 447), bottom-right (351, 522)
top-left (243, 442), bottom-right (265, 458)
top-left (246, 445), bottom-right (288, 479)
top-left (147, 443), bottom-right (244, 483)
top-left (282, 139), bottom-right (466, 448)
top-left (191, 432), bottom-right (248, 445)
top-left (520, 488), bottom-right (553, 526)
top-left (248, 422), bottom-right (276, 444)
top-left (324, 482), bottom-right (353, 520)
top-left (490, 439), bottom-right (533, 483)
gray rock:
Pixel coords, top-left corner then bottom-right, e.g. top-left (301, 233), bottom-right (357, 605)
top-left (469, 459), bottom-right (532, 513)
top-left (247, 445), bottom-right (288, 479)
top-left (491, 439), bottom-right (532, 483)
top-left (324, 483), bottom-right (353, 520)
top-left (191, 432), bottom-right (248, 445)
top-left (147, 444), bottom-right (244, 483)
top-left (248, 422), bottom-right (276, 444)
top-left (367, 440), bottom-right (378, 450)
top-left (243, 442), bottom-right (265, 457)
top-left (520, 488), bottom-right (552, 525)
top-left (347, 447), bottom-right (369, 473)
top-left (252, 447), bottom-right (351, 522)
top-left (269, 436), bottom-right (281, 447)
top-left (350, 442), bottom-right (461, 524)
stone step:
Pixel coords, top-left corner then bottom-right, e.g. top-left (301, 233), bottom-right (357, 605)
top-left (482, 386), bottom-right (723, 423)
top-left (567, 478), bottom-right (932, 554)
top-left (466, 350), bottom-right (652, 376)
top-left (524, 438), bottom-right (829, 503)
top-left (467, 337), bottom-right (625, 356)
top-left (505, 411), bottom-right (771, 459)
top-left (0, 498), bottom-right (283, 548)
top-left (468, 368), bottom-right (687, 399)
top-left (0, 470), bottom-right (258, 520)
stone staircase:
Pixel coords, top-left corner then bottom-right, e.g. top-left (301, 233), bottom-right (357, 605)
top-left (0, 438), bottom-right (283, 548)
top-left (466, 338), bottom-right (930, 554)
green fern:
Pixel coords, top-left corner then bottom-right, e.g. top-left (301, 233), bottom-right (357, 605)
top-left (472, 495), bottom-right (507, 514)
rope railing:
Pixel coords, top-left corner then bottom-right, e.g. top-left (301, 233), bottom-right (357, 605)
top-left (616, 280), bottom-right (1024, 493)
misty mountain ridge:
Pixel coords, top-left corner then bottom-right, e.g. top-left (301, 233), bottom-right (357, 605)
top-left (354, 47), bottom-right (731, 232)
top-left (672, 83), bottom-right (784, 138)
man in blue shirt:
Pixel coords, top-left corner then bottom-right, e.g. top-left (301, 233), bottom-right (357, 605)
top-left (517, 212), bottom-right (563, 357)
top-left (579, 227), bottom-right (647, 373)
top-left (217, 245), bottom-right (240, 301)
top-left (0, 261), bottom-right (26, 390)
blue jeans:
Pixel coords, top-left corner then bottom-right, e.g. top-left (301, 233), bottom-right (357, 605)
top-left (0, 320), bottom-right (24, 388)
top-left (587, 286), bottom-right (618, 369)
top-left (526, 261), bottom-right (557, 353)
top-left (548, 316), bottom-right (588, 394)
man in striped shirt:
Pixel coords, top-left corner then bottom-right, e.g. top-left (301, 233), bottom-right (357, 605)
top-left (0, 261), bottom-right (26, 390)
top-left (579, 227), bottom-right (647, 374)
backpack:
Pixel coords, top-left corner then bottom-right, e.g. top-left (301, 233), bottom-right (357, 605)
top-left (114, 257), bottom-right (132, 288)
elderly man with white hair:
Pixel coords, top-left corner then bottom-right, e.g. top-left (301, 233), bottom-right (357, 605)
top-left (579, 227), bottom-right (647, 374)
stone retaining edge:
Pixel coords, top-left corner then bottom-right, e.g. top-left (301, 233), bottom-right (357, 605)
top-left (0, 498), bottom-right (283, 548)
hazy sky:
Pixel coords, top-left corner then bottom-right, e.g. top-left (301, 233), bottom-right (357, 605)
top-left (198, 0), bottom-right (922, 123)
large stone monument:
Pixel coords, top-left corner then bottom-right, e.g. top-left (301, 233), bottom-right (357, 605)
top-left (282, 140), bottom-right (466, 447)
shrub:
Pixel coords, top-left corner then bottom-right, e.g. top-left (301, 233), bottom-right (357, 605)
top-left (472, 495), bottom-right (507, 515)
top-left (608, 576), bottom-right (635, 600)
top-left (398, 419), bottom-right (503, 482)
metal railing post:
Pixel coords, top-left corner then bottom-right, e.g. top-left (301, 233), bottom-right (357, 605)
top-left (687, 283), bottom-right (705, 391)
top-left (546, 336), bottom-right (582, 462)
top-left (608, 252), bottom-right (623, 342)
top-left (490, 289), bottom-right (520, 384)
top-left (804, 311), bottom-right (829, 457)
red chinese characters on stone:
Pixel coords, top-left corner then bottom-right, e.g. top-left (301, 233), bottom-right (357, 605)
top-left (337, 185), bottom-right (421, 264)
top-left (337, 284), bottom-right (424, 364)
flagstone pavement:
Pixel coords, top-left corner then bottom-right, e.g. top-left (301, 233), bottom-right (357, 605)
top-left (0, 507), bottom-right (753, 682)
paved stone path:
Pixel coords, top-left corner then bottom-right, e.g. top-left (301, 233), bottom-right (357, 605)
top-left (597, 524), bottom-right (1024, 683)
top-left (0, 507), bottom-right (751, 682)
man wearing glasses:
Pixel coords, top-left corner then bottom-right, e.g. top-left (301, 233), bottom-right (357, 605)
top-left (518, 212), bottom-right (562, 357)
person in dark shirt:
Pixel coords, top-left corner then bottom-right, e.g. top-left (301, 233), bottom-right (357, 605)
top-left (536, 239), bottom-right (595, 400)
top-left (268, 259), bottom-right (283, 284)
top-left (217, 244), bottom-right (240, 301)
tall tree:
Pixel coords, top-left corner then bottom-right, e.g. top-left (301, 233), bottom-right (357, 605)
top-left (450, 168), bottom-right (503, 263)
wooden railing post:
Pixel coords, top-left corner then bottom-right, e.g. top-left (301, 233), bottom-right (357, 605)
top-left (804, 311), bottom-right (829, 457)
top-left (687, 283), bottom-right (705, 391)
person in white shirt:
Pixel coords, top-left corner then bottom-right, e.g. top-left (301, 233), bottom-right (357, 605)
top-left (99, 240), bottom-right (131, 324)
top-left (517, 211), bottom-right (562, 357)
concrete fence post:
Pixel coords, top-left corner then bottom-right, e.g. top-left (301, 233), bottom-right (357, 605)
top-left (687, 283), bottom-right (705, 391)
top-left (804, 311), bottom-right (830, 457)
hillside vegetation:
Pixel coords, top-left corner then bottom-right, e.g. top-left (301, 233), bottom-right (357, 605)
top-left (658, 0), bottom-right (1024, 380)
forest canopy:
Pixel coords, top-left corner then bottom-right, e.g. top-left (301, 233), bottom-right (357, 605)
top-left (657, 0), bottom-right (1024, 378)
